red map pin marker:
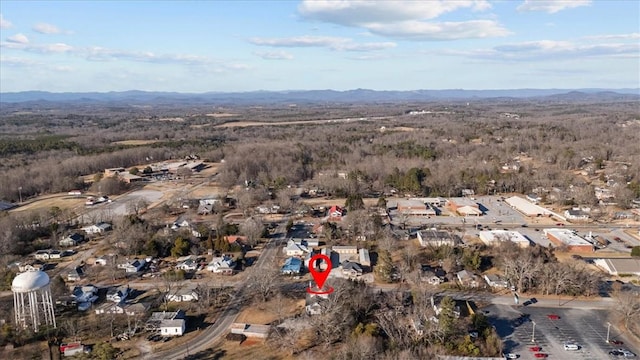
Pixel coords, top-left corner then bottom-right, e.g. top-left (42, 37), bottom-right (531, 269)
top-left (307, 254), bottom-right (333, 294)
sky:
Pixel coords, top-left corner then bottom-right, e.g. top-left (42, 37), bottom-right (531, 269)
top-left (0, 0), bottom-right (638, 92)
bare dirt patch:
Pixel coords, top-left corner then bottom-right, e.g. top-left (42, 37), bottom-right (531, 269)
top-left (235, 298), bottom-right (305, 325)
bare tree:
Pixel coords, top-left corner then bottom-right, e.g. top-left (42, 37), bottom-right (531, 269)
top-left (240, 216), bottom-right (264, 247)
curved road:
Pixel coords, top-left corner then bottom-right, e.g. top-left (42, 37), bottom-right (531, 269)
top-left (143, 219), bottom-right (286, 360)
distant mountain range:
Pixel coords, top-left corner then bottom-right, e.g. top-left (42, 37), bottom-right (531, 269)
top-left (1, 88), bottom-right (638, 104)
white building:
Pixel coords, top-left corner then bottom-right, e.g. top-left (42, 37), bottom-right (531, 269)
top-left (479, 230), bottom-right (530, 248)
top-left (283, 240), bottom-right (309, 257)
top-left (417, 230), bottom-right (458, 247)
top-left (207, 255), bottom-right (235, 274)
top-left (160, 319), bottom-right (186, 336)
top-left (594, 258), bottom-right (640, 276)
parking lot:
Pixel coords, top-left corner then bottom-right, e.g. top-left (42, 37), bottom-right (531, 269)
top-left (486, 304), bottom-right (637, 359)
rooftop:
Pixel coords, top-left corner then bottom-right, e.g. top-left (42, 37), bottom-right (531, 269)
top-left (543, 228), bottom-right (592, 246)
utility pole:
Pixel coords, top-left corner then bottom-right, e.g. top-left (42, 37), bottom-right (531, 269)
top-left (531, 321), bottom-right (536, 342)
top-left (18, 186), bottom-right (22, 203)
top-left (606, 322), bottom-right (612, 343)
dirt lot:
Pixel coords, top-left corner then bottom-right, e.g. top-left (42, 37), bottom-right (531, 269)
top-left (235, 297), bottom-right (305, 325)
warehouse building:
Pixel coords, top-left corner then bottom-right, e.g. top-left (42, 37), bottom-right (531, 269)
top-left (543, 228), bottom-right (594, 253)
top-left (479, 230), bottom-right (530, 248)
top-left (594, 258), bottom-right (640, 277)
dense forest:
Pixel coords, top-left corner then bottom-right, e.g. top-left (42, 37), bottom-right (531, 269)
top-left (1, 98), bottom-right (639, 204)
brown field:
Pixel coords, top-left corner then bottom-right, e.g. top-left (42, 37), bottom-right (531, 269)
top-left (214, 116), bottom-right (385, 129)
top-left (9, 193), bottom-right (86, 213)
top-left (235, 297), bottom-right (305, 324)
top-left (111, 139), bottom-right (161, 146)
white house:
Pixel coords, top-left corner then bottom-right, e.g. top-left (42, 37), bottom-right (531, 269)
top-left (483, 274), bottom-right (509, 289)
top-left (283, 240), bottom-right (309, 257)
top-left (160, 319), bottom-right (186, 336)
top-left (118, 258), bottom-right (146, 273)
top-left (82, 222), bottom-right (113, 235)
top-left (206, 255), bottom-right (235, 274)
top-left (106, 286), bottom-right (130, 303)
top-left (175, 258), bottom-right (199, 271)
top-left (564, 209), bottom-right (590, 221)
top-left (166, 287), bottom-right (199, 302)
top-left (34, 250), bottom-right (51, 261)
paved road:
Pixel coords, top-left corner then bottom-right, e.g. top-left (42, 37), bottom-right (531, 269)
top-left (144, 217), bottom-right (287, 360)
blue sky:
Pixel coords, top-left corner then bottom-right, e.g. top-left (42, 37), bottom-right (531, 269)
top-left (0, 0), bottom-right (638, 92)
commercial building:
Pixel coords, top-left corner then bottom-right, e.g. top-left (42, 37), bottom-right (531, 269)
top-left (505, 196), bottom-right (557, 218)
top-left (417, 230), bottom-right (459, 247)
top-left (594, 258), bottom-right (640, 276)
top-left (543, 228), bottom-right (594, 253)
top-left (479, 230), bottom-right (530, 248)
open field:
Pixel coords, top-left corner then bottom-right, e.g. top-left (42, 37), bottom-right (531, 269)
top-left (111, 139), bottom-right (161, 146)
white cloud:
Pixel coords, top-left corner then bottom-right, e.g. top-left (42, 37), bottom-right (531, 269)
top-left (298, 0), bottom-right (491, 25)
top-left (6, 33), bottom-right (29, 44)
top-left (249, 35), bottom-right (395, 51)
top-left (0, 55), bottom-right (38, 66)
top-left (33, 22), bottom-right (71, 34)
top-left (517, 0), bottom-right (591, 14)
top-left (0, 14), bottom-right (12, 29)
top-left (253, 50), bottom-right (294, 60)
top-left (367, 20), bottom-right (510, 40)
top-left (297, 0), bottom-right (504, 41)
top-left (0, 41), bottom-right (73, 53)
top-left (445, 39), bottom-right (640, 61)
top-left (584, 33), bottom-right (640, 41)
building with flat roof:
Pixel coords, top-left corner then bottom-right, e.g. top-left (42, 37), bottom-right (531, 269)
top-left (479, 230), bottom-right (530, 248)
top-left (594, 258), bottom-right (640, 276)
top-left (505, 196), bottom-right (557, 218)
top-left (447, 198), bottom-right (483, 216)
top-left (417, 230), bottom-right (459, 247)
top-left (396, 200), bottom-right (437, 216)
top-left (543, 228), bottom-right (593, 252)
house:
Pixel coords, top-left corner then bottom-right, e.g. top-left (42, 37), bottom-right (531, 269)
top-left (421, 265), bottom-right (446, 285)
top-left (327, 205), bottom-right (345, 221)
top-left (71, 285), bottom-right (99, 311)
top-left (34, 250), bottom-right (51, 261)
top-left (341, 261), bottom-right (363, 277)
top-left (224, 235), bottom-right (247, 246)
top-left (456, 270), bottom-right (479, 287)
top-left (176, 258), bottom-right (199, 271)
top-left (82, 222), bottom-right (112, 235)
top-left (106, 285), bottom-right (130, 303)
top-left (166, 286), bottom-right (199, 302)
top-left (146, 310), bottom-right (185, 332)
top-left (417, 230), bottom-right (459, 247)
top-left (332, 245), bottom-right (358, 255)
top-left (281, 257), bottom-right (302, 275)
top-left (160, 319), bottom-right (186, 336)
top-left (483, 274), bottom-right (509, 289)
top-left (526, 194), bottom-right (542, 204)
top-left (94, 257), bottom-right (108, 266)
top-left (431, 296), bottom-right (461, 318)
top-left (67, 267), bottom-right (85, 282)
top-left (207, 255), bottom-right (235, 274)
top-left (283, 240), bottom-right (309, 257)
top-left (95, 302), bottom-right (148, 316)
top-left (564, 209), bottom-right (590, 221)
top-left (305, 295), bottom-right (328, 315)
top-left (49, 250), bottom-right (62, 259)
top-left (118, 258), bottom-right (146, 273)
top-left (60, 233), bottom-right (85, 247)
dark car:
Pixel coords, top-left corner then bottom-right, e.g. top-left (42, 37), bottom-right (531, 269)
top-left (610, 350), bottom-right (624, 357)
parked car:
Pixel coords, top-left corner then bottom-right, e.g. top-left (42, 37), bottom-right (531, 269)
top-left (534, 353), bottom-right (547, 358)
top-left (563, 343), bottom-right (579, 351)
top-left (547, 314), bottom-right (561, 320)
top-left (610, 340), bottom-right (624, 345)
top-left (610, 350), bottom-right (625, 357)
top-left (505, 353), bottom-right (519, 359)
top-left (529, 346), bottom-right (541, 352)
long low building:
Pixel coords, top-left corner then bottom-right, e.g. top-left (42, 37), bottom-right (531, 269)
top-left (543, 228), bottom-right (594, 252)
top-left (505, 196), bottom-right (561, 219)
top-left (478, 230), bottom-right (530, 248)
top-left (594, 258), bottom-right (640, 276)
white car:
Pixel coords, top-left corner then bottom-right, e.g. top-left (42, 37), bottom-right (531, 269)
top-left (505, 354), bottom-right (518, 359)
top-left (621, 350), bottom-right (636, 358)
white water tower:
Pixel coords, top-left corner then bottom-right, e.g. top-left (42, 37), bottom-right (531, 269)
top-left (12, 270), bottom-right (56, 332)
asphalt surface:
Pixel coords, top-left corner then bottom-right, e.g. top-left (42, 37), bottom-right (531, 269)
top-left (486, 303), bottom-right (638, 360)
